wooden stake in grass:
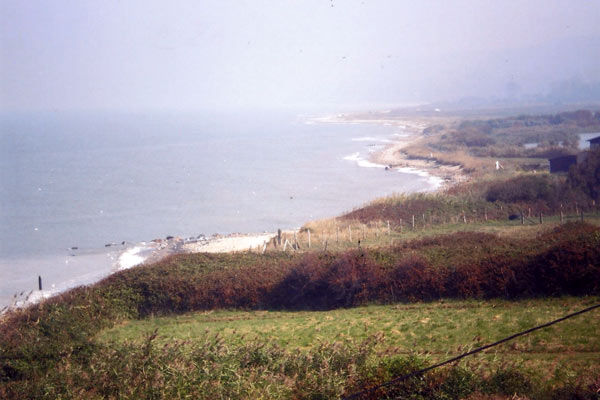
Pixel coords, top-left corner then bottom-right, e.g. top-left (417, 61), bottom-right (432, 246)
top-left (412, 215), bottom-right (415, 230)
top-left (539, 212), bottom-right (543, 224)
top-left (560, 210), bottom-right (564, 223)
top-left (521, 211), bottom-right (524, 225)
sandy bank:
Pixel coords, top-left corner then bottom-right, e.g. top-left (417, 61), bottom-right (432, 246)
top-left (183, 233), bottom-right (276, 253)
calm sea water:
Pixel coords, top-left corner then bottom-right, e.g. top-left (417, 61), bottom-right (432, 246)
top-left (0, 109), bottom-right (435, 306)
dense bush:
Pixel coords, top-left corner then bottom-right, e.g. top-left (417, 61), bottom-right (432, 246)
top-left (485, 174), bottom-right (561, 206)
top-left (567, 148), bottom-right (600, 201)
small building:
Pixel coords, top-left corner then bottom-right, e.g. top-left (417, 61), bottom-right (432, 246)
top-left (589, 136), bottom-right (600, 150)
top-left (549, 155), bottom-right (577, 173)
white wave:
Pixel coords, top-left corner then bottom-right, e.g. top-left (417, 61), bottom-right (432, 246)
top-left (395, 166), bottom-right (430, 177)
top-left (343, 153), bottom-right (386, 169)
top-left (395, 167), bottom-right (443, 191)
top-left (117, 246), bottom-right (148, 270)
top-left (351, 136), bottom-right (392, 143)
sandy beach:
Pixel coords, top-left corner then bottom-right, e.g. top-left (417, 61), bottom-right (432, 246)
top-left (183, 233), bottom-right (276, 253)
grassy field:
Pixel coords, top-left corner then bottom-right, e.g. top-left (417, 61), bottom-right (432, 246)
top-left (99, 297), bottom-right (600, 376)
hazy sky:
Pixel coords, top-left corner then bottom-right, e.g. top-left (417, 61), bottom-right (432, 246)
top-left (1, 0), bottom-right (600, 111)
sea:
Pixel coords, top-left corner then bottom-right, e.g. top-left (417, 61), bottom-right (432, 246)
top-left (0, 109), bottom-right (439, 308)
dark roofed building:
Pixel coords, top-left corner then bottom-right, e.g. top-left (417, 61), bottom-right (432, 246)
top-left (589, 136), bottom-right (600, 149)
top-left (549, 155), bottom-right (577, 173)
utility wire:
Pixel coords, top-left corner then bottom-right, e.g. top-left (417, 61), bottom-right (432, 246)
top-left (343, 302), bottom-right (600, 400)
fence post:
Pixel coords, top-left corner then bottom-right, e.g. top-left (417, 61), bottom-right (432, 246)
top-left (277, 229), bottom-right (281, 246)
top-left (324, 239), bottom-right (328, 251)
top-left (38, 275), bottom-right (42, 291)
top-left (412, 215), bottom-right (415, 230)
top-left (521, 211), bottom-right (524, 225)
top-left (539, 212), bottom-right (543, 224)
top-left (560, 210), bottom-right (564, 223)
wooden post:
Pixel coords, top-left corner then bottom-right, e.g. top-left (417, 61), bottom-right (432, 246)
top-left (294, 231), bottom-right (298, 250)
top-left (539, 212), bottom-right (543, 224)
top-left (521, 211), bottom-right (524, 225)
top-left (528, 208), bottom-right (531, 218)
top-left (38, 276), bottom-right (42, 291)
top-left (262, 243), bottom-right (267, 254)
top-left (357, 239), bottom-right (361, 249)
top-left (412, 215), bottom-right (415, 230)
top-left (307, 229), bottom-right (311, 248)
top-left (560, 210), bottom-right (564, 223)
top-left (277, 229), bottom-right (282, 246)
top-left (324, 239), bottom-right (328, 251)
top-left (484, 209), bottom-right (488, 221)
top-left (463, 213), bottom-right (467, 224)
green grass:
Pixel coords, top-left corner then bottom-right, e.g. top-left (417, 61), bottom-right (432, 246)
top-left (99, 297), bottom-right (600, 374)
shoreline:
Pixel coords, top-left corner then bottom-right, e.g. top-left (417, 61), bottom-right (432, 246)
top-left (2, 111), bottom-right (461, 313)
top-left (312, 113), bottom-right (468, 190)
